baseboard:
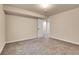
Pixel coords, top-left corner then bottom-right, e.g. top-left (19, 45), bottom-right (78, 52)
top-left (50, 36), bottom-right (79, 45)
top-left (0, 42), bottom-right (6, 54)
top-left (6, 37), bottom-right (37, 44)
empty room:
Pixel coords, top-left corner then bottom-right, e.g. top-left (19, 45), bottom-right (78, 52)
top-left (0, 4), bottom-right (79, 55)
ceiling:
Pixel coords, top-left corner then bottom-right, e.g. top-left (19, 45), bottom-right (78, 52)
top-left (5, 4), bottom-right (79, 16)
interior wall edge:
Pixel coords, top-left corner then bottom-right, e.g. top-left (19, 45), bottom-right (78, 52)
top-left (6, 36), bottom-right (37, 44)
top-left (4, 5), bottom-right (45, 19)
top-left (50, 7), bottom-right (79, 17)
top-left (0, 42), bottom-right (6, 54)
top-left (6, 13), bottom-right (45, 20)
top-left (50, 36), bottom-right (79, 45)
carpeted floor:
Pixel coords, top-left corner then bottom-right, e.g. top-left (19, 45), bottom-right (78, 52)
top-left (1, 38), bottom-right (79, 55)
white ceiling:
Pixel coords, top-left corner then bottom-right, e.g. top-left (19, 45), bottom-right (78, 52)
top-left (5, 4), bottom-right (79, 16)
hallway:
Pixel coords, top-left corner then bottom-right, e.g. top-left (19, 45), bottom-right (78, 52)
top-left (1, 38), bottom-right (79, 55)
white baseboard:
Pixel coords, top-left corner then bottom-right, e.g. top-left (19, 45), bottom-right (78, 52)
top-left (50, 36), bottom-right (79, 45)
top-left (0, 42), bottom-right (6, 54)
top-left (6, 36), bottom-right (37, 43)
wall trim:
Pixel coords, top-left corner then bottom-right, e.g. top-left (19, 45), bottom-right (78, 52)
top-left (6, 37), bottom-right (37, 44)
top-left (50, 36), bottom-right (79, 45)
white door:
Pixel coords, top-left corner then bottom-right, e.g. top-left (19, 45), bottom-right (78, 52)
top-left (37, 19), bottom-right (47, 38)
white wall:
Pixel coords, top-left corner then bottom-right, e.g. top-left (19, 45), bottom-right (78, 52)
top-left (0, 5), bottom-right (5, 53)
top-left (6, 14), bottom-right (37, 43)
top-left (50, 8), bottom-right (79, 45)
top-left (4, 5), bottom-right (45, 19)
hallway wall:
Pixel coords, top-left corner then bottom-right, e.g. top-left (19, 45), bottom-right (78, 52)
top-left (0, 5), bottom-right (6, 53)
top-left (50, 8), bottom-right (79, 45)
top-left (6, 14), bottom-right (37, 43)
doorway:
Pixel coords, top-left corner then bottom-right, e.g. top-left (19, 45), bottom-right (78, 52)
top-left (37, 19), bottom-right (50, 39)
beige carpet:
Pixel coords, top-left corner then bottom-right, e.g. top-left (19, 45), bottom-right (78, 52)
top-left (1, 38), bottom-right (79, 55)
